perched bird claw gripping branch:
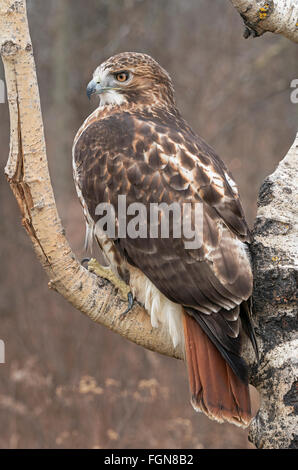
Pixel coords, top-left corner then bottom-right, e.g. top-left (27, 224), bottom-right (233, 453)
top-left (80, 257), bottom-right (91, 268)
top-left (87, 258), bottom-right (131, 301)
top-left (87, 258), bottom-right (134, 317)
top-left (72, 52), bottom-right (258, 427)
top-left (120, 292), bottom-right (135, 320)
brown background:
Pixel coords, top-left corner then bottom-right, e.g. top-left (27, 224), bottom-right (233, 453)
top-left (0, 0), bottom-right (297, 449)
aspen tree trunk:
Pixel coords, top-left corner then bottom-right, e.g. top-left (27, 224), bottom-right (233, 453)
top-left (0, 0), bottom-right (297, 448)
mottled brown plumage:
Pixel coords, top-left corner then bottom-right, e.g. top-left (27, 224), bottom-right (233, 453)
top-left (73, 52), bottom-right (258, 426)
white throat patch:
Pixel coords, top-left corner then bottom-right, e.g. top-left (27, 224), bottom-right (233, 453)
top-left (99, 89), bottom-right (127, 106)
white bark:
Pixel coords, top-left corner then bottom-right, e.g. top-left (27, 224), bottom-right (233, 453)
top-left (230, 0), bottom-right (298, 43)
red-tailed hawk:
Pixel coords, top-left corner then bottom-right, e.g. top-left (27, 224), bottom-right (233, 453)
top-left (73, 52), bottom-right (258, 427)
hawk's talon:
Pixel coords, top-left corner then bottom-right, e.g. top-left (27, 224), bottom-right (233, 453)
top-left (81, 257), bottom-right (91, 268)
top-left (120, 292), bottom-right (134, 320)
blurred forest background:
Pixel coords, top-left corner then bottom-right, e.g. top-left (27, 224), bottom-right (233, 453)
top-left (0, 0), bottom-right (297, 449)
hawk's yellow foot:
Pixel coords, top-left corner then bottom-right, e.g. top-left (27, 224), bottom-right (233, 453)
top-left (87, 258), bottom-right (131, 301)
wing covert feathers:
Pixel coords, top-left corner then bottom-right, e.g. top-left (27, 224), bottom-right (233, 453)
top-left (73, 86), bottom-right (257, 427)
top-left (183, 312), bottom-right (252, 427)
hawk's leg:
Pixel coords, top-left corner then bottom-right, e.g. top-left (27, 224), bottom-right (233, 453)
top-left (87, 258), bottom-right (134, 316)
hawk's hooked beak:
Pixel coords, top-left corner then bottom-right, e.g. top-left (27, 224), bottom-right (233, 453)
top-left (86, 79), bottom-right (99, 100)
top-left (86, 78), bottom-right (114, 100)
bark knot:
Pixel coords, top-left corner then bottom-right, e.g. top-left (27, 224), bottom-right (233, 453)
top-left (1, 40), bottom-right (20, 57)
top-left (7, 1), bottom-right (24, 14)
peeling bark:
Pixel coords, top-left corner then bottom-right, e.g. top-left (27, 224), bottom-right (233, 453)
top-left (0, 0), bottom-right (297, 448)
top-left (230, 0), bottom-right (298, 43)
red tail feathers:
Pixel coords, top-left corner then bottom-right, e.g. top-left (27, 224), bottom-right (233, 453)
top-left (183, 312), bottom-right (252, 427)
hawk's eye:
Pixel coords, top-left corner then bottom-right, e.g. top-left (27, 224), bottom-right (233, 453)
top-left (115, 71), bottom-right (129, 82)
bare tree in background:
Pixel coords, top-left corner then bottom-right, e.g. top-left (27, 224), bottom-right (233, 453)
top-left (0, 0), bottom-right (297, 449)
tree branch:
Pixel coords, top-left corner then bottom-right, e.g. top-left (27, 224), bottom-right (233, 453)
top-left (0, 0), bottom-right (183, 362)
top-left (230, 0), bottom-right (298, 43)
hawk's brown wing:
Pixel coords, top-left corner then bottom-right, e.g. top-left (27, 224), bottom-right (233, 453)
top-left (74, 109), bottom-right (254, 379)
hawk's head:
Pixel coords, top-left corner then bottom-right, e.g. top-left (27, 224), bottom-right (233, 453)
top-left (86, 52), bottom-right (175, 108)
